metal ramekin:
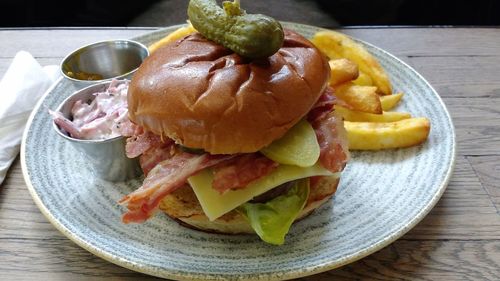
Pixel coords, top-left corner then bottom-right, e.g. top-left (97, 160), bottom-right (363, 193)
top-left (60, 40), bottom-right (149, 87)
top-left (52, 80), bottom-right (141, 182)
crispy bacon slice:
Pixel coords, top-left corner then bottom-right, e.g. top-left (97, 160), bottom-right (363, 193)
top-left (123, 125), bottom-right (175, 175)
top-left (308, 87), bottom-right (352, 124)
top-left (139, 144), bottom-right (175, 176)
top-left (119, 152), bottom-right (234, 223)
top-left (307, 87), bottom-right (336, 123)
top-left (212, 153), bottom-right (278, 193)
top-left (308, 88), bottom-right (350, 173)
top-left (313, 112), bottom-right (349, 173)
top-left (125, 131), bottom-right (168, 158)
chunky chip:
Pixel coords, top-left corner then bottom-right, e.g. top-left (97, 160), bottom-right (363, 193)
top-left (312, 30), bottom-right (392, 95)
top-left (335, 105), bottom-right (411, 123)
top-left (334, 82), bottom-right (382, 114)
top-left (380, 93), bottom-right (404, 111)
top-left (344, 118), bottom-right (431, 150)
top-left (328, 59), bottom-right (359, 86)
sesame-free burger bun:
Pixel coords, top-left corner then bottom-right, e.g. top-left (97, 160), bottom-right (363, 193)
top-left (128, 29), bottom-right (330, 154)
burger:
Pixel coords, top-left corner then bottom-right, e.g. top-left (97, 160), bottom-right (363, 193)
top-left (119, 29), bottom-right (349, 245)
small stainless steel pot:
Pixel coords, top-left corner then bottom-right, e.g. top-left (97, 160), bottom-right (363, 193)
top-left (52, 80), bottom-right (141, 182)
top-left (60, 40), bottom-right (148, 87)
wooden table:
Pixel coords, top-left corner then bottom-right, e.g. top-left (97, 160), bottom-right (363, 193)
top-left (1, 27), bottom-right (499, 280)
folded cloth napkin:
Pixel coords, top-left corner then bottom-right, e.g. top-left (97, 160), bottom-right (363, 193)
top-left (0, 51), bottom-right (60, 185)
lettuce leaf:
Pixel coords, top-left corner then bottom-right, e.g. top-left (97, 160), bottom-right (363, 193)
top-left (238, 179), bottom-right (310, 245)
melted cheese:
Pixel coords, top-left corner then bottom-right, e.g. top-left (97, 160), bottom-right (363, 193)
top-left (188, 163), bottom-right (338, 221)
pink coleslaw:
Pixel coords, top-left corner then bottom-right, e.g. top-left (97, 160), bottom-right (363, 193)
top-left (51, 80), bottom-right (131, 140)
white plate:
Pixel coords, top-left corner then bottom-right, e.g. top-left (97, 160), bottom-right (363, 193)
top-left (21, 23), bottom-right (455, 280)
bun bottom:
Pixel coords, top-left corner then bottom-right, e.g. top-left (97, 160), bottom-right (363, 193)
top-left (158, 176), bottom-right (340, 234)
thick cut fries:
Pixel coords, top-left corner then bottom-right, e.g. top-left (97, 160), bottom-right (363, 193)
top-left (335, 105), bottom-right (410, 122)
top-left (149, 24), bottom-right (197, 53)
top-left (328, 59), bottom-right (359, 86)
top-left (334, 82), bottom-right (382, 114)
top-left (380, 93), bottom-right (403, 111)
top-left (312, 30), bottom-right (392, 95)
top-left (345, 118), bottom-right (430, 150)
top-left (352, 71), bottom-right (373, 86)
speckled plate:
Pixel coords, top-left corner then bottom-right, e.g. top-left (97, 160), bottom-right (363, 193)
top-left (21, 23), bottom-right (455, 280)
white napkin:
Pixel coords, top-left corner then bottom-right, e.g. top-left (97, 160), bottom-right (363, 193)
top-left (0, 51), bottom-right (61, 185)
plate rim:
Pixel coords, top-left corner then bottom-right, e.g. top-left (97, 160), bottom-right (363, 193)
top-left (21, 22), bottom-right (456, 281)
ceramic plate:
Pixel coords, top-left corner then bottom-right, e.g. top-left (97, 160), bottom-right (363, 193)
top-left (21, 23), bottom-right (455, 280)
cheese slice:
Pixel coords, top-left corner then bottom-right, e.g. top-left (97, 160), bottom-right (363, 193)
top-left (188, 163), bottom-right (338, 221)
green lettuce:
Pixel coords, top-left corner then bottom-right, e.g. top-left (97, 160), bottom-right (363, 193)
top-left (237, 179), bottom-right (310, 245)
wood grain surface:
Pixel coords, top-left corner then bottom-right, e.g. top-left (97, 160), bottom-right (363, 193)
top-left (1, 27), bottom-right (499, 280)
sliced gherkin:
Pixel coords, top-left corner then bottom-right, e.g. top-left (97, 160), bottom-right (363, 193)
top-left (261, 120), bottom-right (320, 167)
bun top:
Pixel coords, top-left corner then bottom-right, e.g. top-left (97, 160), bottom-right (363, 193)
top-left (128, 29), bottom-right (330, 154)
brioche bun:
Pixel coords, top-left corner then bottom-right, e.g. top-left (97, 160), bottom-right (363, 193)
top-left (159, 176), bottom-right (339, 234)
top-left (128, 30), bottom-right (330, 154)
